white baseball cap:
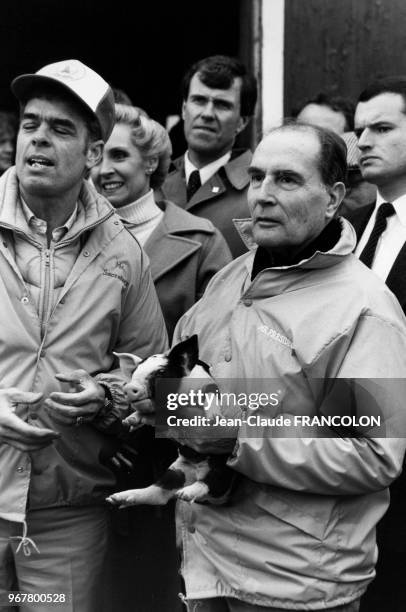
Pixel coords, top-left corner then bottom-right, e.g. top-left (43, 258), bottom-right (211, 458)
top-left (11, 59), bottom-right (115, 142)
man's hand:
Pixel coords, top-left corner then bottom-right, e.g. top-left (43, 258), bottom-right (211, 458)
top-left (0, 388), bottom-right (59, 451)
top-left (45, 370), bottom-right (106, 426)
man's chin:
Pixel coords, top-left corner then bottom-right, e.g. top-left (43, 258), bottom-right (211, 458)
top-left (252, 226), bottom-right (280, 248)
top-left (188, 133), bottom-right (220, 151)
top-left (359, 167), bottom-right (381, 183)
top-left (18, 177), bottom-right (56, 197)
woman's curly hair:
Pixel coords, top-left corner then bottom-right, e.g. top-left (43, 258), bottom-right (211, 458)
top-left (114, 104), bottom-right (172, 190)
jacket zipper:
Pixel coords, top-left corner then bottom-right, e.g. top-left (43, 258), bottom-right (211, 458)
top-left (40, 248), bottom-right (52, 339)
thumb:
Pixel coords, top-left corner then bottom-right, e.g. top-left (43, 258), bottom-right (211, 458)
top-left (2, 389), bottom-right (43, 405)
top-left (55, 370), bottom-right (92, 387)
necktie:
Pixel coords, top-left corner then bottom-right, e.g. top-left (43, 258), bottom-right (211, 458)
top-left (359, 202), bottom-right (395, 268)
top-left (186, 170), bottom-right (201, 201)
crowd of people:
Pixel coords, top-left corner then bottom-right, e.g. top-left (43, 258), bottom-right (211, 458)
top-left (0, 54), bottom-right (406, 612)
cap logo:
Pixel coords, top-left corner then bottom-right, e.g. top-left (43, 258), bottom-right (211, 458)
top-left (47, 60), bottom-right (86, 82)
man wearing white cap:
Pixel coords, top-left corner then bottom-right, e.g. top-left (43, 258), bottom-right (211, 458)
top-left (0, 59), bottom-right (167, 611)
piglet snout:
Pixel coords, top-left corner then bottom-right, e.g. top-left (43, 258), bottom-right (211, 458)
top-left (124, 382), bottom-right (148, 402)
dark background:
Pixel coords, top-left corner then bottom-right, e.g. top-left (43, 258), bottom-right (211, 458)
top-left (0, 0), bottom-right (241, 124)
top-left (285, 0), bottom-right (406, 114)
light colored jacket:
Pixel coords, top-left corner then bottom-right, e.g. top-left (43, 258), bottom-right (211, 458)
top-left (0, 168), bottom-right (167, 523)
top-left (174, 217), bottom-right (406, 609)
top-left (161, 150), bottom-right (252, 258)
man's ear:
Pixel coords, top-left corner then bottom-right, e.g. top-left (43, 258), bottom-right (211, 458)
top-left (145, 156), bottom-right (159, 175)
top-left (326, 182), bottom-right (346, 219)
top-left (236, 116), bottom-right (250, 135)
top-left (85, 140), bottom-right (104, 169)
top-left (181, 100), bottom-right (186, 121)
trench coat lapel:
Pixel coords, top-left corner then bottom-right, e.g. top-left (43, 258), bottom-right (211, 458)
top-left (186, 174), bottom-right (226, 209)
top-left (144, 216), bottom-right (200, 282)
top-left (163, 151), bottom-right (251, 212)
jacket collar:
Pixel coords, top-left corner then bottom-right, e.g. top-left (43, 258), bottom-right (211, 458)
top-left (0, 167), bottom-right (114, 237)
top-left (170, 149), bottom-right (251, 210)
top-left (235, 216), bottom-right (357, 273)
top-left (251, 219), bottom-right (343, 278)
top-left (143, 201), bottom-right (209, 281)
top-left (173, 149), bottom-right (252, 190)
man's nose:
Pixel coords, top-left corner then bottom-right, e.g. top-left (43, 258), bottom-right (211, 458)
top-left (31, 124), bottom-right (50, 146)
top-left (201, 101), bottom-right (216, 119)
top-left (258, 177), bottom-right (277, 201)
top-left (357, 128), bottom-right (371, 149)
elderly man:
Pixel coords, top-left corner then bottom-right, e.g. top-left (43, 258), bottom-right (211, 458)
top-left (152, 123), bottom-right (406, 611)
top-left (161, 55), bottom-right (257, 258)
top-left (0, 59), bottom-right (167, 611)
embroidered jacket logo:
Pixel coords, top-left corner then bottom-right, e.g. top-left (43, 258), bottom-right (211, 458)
top-left (103, 258), bottom-right (128, 289)
top-left (257, 324), bottom-right (293, 348)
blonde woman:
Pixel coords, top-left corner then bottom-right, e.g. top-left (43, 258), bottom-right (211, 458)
top-left (91, 104), bottom-right (231, 340)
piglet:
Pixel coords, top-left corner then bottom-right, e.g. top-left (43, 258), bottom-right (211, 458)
top-left (106, 335), bottom-right (236, 507)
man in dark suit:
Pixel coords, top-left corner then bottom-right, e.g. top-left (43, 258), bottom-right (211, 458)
top-left (161, 55), bottom-right (257, 258)
top-left (348, 75), bottom-right (406, 611)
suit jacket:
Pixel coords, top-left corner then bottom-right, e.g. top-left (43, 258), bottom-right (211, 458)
top-left (160, 149), bottom-right (252, 258)
top-left (346, 203), bottom-right (406, 575)
top-left (346, 203), bottom-right (406, 315)
top-left (124, 200), bottom-right (232, 341)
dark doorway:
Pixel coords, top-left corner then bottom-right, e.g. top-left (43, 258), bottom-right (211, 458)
top-left (0, 0), bottom-right (240, 125)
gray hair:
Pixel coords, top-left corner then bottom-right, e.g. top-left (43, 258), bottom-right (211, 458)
top-left (114, 104), bottom-right (172, 189)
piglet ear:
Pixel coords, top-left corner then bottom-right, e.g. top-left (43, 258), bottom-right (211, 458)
top-left (168, 335), bottom-right (199, 375)
top-left (113, 352), bottom-right (142, 379)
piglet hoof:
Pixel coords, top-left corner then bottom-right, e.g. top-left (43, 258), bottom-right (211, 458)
top-left (107, 485), bottom-right (175, 507)
top-left (106, 490), bottom-right (146, 508)
top-left (176, 481), bottom-right (209, 503)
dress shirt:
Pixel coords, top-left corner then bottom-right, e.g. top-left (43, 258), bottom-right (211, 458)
top-left (184, 150), bottom-right (232, 186)
top-left (354, 192), bottom-right (406, 280)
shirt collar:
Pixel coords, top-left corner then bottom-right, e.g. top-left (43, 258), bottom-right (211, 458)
top-left (20, 197), bottom-right (79, 240)
top-left (376, 191), bottom-right (406, 226)
top-left (184, 150), bottom-right (232, 185)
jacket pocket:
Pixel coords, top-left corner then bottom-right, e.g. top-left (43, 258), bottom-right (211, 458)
top-left (253, 484), bottom-right (335, 542)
